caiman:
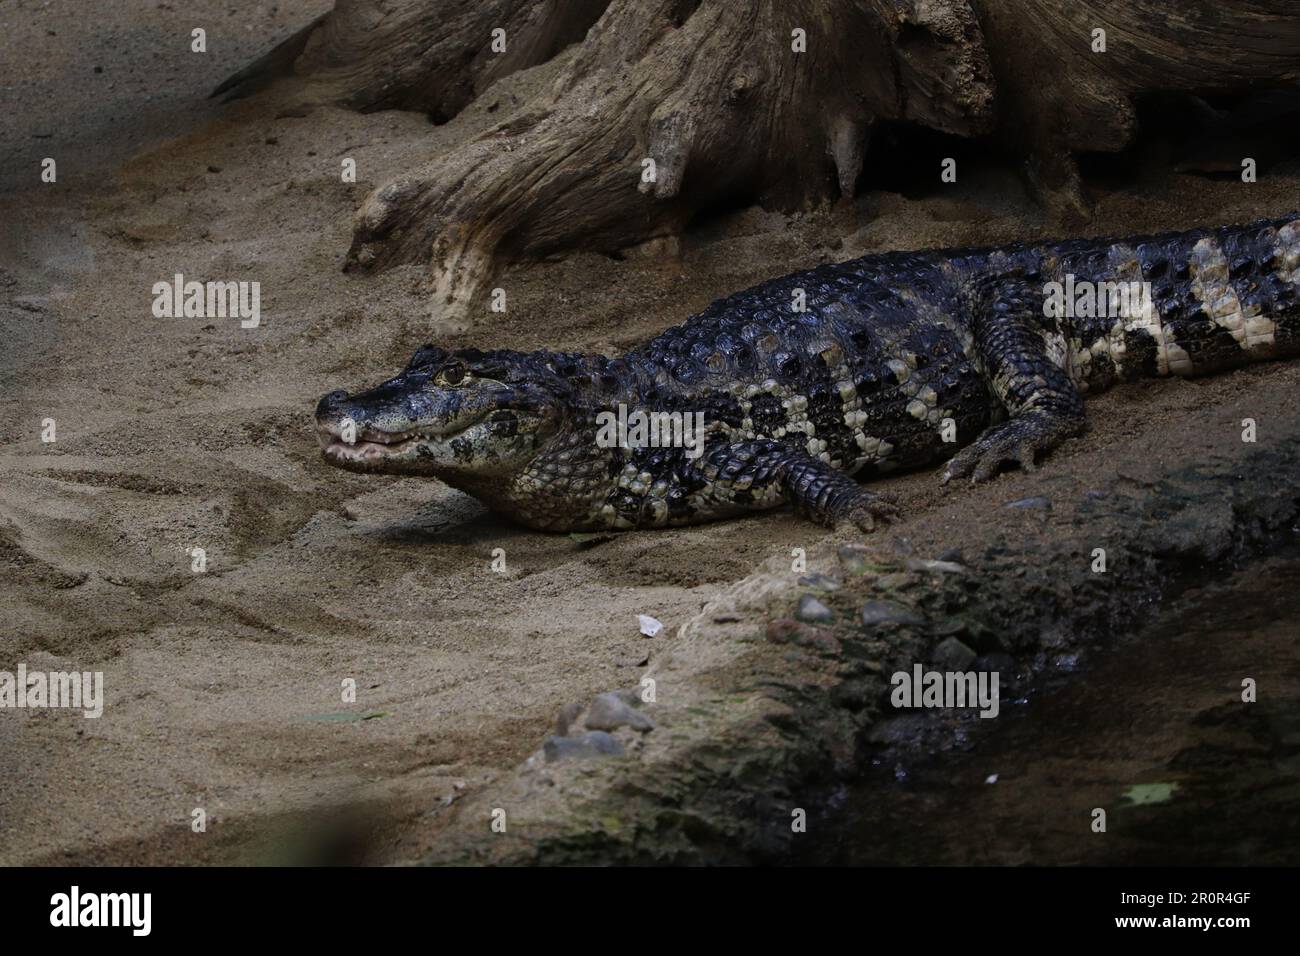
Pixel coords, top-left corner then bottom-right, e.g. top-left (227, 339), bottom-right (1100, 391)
top-left (316, 214), bottom-right (1300, 531)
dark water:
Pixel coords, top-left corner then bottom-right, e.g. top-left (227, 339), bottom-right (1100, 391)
top-left (802, 548), bottom-right (1300, 865)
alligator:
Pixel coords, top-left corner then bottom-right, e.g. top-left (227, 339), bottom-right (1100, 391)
top-left (316, 214), bottom-right (1300, 532)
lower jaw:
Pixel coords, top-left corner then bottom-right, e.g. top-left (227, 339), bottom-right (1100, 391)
top-left (321, 443), bottom-right (429, 474)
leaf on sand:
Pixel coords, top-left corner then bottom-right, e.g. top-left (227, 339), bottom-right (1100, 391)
top-left (301, 711), bottom-right (390, 722)
top-left (1122, 782), bottom-right (1179, 805)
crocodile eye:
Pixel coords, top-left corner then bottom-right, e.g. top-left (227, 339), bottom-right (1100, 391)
top-left (436, 364), bottom-right (468, 386)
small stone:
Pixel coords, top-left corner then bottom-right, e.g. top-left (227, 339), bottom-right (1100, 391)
top-left (207, 165), bottom-right (222, 173)
top-left (937, 547), bottom-right (965, 563)
top-left (796, 594), bottom-right (834, 623)
top-left (555, 701), bottom-right (584, 736)
top-left (875, 572), bottom-right (920, 591)
top-left (638, 614), bottom-right (663, 637)
top-left (837, 545), bottom-right (876, 575)
top-left (905, 558), bottom-right (966, 574)
top-left (1053, 653), bottom-right (1080, 672)
top-left (932, 636), bottom-right (977, 671)
top-left (543, 731), bottom-right (624, 762)
top-left (799, 628), bottom-right (841, 656)
top-left (985, 774), bottom-right (998, 784)
top-left (14, 296), bottom-right (46, 313)
top-left (585, 692), bottom-right (655, 733)
top-left (860, 600), bottom-right (922, 627)
top-left (798, 572), bottom-right (841, 591)
top-left (1004, 495), bottom-right (1051, 510)
top-left (611, 687), bottom-right (643, 706)
top-left (766, 619), bottom-right (803, 644)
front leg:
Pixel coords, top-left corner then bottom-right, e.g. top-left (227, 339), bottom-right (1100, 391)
top-left (943, 277), bottom-right (1086, 484)
top-left (688, 440), bottom-right (898, 531)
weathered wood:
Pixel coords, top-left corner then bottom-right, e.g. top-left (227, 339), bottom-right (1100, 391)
top-left (325, 0), bottom-right (992, 325)
top-left (218, 0), bottom-right (1300, 324)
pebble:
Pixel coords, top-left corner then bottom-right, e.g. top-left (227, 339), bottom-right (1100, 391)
top-left (766, 618), bottom-right (841, 655)
top-left (14, 296), bottom-right (47, 313)
top-left (797, 572), bottom-right (841, 591)
top-left (638, 614), bottom-right (663, 637)
top-left (859, 600), bottom-right (922, 627)
top-left (796, 594), bottom-right (834, 623)
top-left (932, 636), bottom-right (977, 671)
top-left (543, 731), bottom-right (624, 762)
top-left (585, 692), bottom-right (655, 733)
top-left (1004, 495), bottom-right (1051, 510)
top-left (837, 545), bottom-right (876, 575)
top-left (555, 701), bottom-right (584, 736)
top-left (875, 572), bottom-right (919, 591)
top-left (904, 558), bottom-right (966, 574)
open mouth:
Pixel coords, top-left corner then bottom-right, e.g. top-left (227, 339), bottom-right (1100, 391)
top-left (316, 418), bottom-right (482, 464)
top-left (319, 430), bottom-right (418, 463)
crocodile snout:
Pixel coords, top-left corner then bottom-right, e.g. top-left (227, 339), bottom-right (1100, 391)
top-left (316, 389), bottom-right (350, 420)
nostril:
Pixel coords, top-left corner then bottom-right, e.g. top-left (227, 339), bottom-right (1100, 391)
top-left (316, 389), bottom-right (349, 418)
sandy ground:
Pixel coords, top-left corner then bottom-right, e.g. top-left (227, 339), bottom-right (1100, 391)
top-left (2, 1), bottom-right (1298, 864)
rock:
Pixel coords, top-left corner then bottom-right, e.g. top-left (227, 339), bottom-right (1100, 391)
top-left (766, 619), bottom-right (804, 644)
top-left (1052, 652), bottom-right (1080, 672)
top-left (766, 618), bottom-right (841, 656)
top-left (797, 572), bottom-right (841, 591)
top-left (799, 629), bottom-right (842, 656)
top-left (638, 614), bottom-right (663, 637)
top-left (859, 600), bottom-right (922, 627)
top-left (1004, 495), bottom-right (1051, 510)
top-left (875, 572), bottom-right (920, 590)
top-left (611, 687), bottom-right (643, 707)
top-left (543, 731), bottom-right (625, 762)
top-left (585, 692), bottom-right (655, 733)
top-left (932, 636), bottom-right (978, 671)
top-left (905, 557), bottom-right (967, 574)
top-left (837, 545), bottom-right (876, 575)
top-left (14, 296), bottom-right (47, 313)
top-left (937, 547), bottom-right (965, 563)
top-left (555, 701), bottom-right (584, 736)
top-left (795, 594), bottom-right (834, 623)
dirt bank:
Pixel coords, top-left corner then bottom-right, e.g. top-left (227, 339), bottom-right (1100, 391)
top-left (2, 2), bottom-right (1298, 864)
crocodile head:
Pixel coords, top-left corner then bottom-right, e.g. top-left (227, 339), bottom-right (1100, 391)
top-left (315, 345), bottom-right (570, 481)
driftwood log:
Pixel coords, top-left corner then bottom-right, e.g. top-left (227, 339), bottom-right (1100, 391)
top-left (216, 0), bottom-right (1300, 324)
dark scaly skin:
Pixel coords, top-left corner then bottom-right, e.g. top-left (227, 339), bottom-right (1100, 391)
top-left (316, 214), bottom-right (1300, 532)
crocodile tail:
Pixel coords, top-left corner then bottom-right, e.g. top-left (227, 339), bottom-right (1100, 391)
top-left (1046, 213), bottom-right (1300, 390)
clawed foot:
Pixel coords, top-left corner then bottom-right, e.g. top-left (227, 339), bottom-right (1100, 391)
top-left (833, 492), bottom-right (901, 533)
top-left (940, 415), bottom-right (1082, 485)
